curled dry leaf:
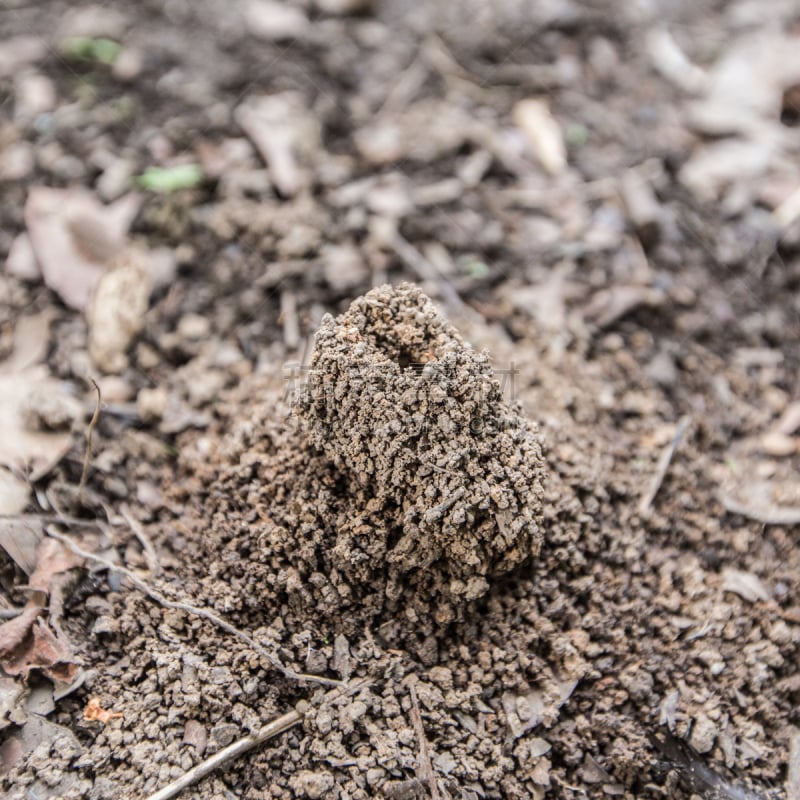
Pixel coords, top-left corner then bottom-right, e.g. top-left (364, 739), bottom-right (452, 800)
top-left (235, 92), bottom-right (321, 197)
top-left (84, 696), bottom-right (123, 724)
top-left (28, 538), bottom-right (84, 593)
top-left (24, 187), bottom-right (140, 310)
top-left (0, 368), bottom-right (72, 482)
top-left (0, 609), bottom-right (78, 684)
top-left (582, 285), bottom-right (665, 330)
top-left (0, 516), bottom-right (44, 574)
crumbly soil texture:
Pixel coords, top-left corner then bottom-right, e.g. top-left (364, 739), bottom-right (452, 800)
top-left (1, 1), bottom-right (800, 799)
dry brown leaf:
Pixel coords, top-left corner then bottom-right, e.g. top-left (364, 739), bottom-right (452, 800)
top-left (582, 285), bottom-right (664, 330)
top-left (0, 368), bottom-right (72, 481)
top-left (28, 538), bottom-right (84, 593)
top-left (0, 516), bottom-right (44, 574)
top-left (0, 605), bottom-right (42, 655)
top-left (0, 308), bottom-right (55, 376)
top-left (719, 484), bottom-right (800, 526)
top-left (24, 187), bottom-right (140, 310)
top-left (84, 696), bottom-right (123, 724)
top-left (0, 612), bottom-right (77, 684)
top-left (0, 734), bottom-right (24, 776)
top-left (235, 93), bottom-right (320, 197)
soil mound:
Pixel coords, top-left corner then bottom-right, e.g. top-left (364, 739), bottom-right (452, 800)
top-left (297, 283), bottom-right (546, 622)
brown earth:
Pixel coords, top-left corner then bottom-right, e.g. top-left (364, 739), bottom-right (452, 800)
top-left (1, 1), bottom-right (800, 799)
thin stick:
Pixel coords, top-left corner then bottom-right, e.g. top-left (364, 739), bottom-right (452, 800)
top-left (144, 708), bottom-right (302, 800)
top-left (44, 527), bottom-right (341, 688)
top-left (120, 504), bottom-right (161, 577)
top-left (639, 416), bottom-right (690, 515)
top-left (78, 379), bottom-right (101, 503)
top-left (146, 676), bottom-right (371, 800)
top-left (407, 679), bottom-right (441, 800)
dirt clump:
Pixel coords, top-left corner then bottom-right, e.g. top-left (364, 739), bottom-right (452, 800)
top-left (292, 283), bottom-right (546, 623)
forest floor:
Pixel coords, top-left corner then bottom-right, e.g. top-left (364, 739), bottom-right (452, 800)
top-left (1, 1), bottom-right (800, 798)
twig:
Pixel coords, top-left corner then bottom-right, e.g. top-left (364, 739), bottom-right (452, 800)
top-left (390, 233), bottom-right (464, 311)
top-left (44, 527), bottom-right (341, 688)
top-left (146, 676), bottom-right (371, 800)
top-left (78, 379), bottom-right (101, 503)
top-left (144, 708), bottom-right (302, 800)
top-left (407, 678), bottom-right (441, 800)
top-left (639, 416), bottom-right (690, 515)
top-left (280, 289), bottom-right (300, 351)
top-left (120, 504), bottom-right (161, 577)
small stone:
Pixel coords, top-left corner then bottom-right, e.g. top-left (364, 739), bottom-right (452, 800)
top-left (137, 386), bottom-right (169, 423)
top-left (290, 769), bottom-right (335, 799)
top-left (209, 723), bottom-right (239, 749)
top-left (177, 313), bottom-right (211, 340)
top-left (88, 254), bottom-right (151, 373)
top-left (183, 720), bottom-right (207, 755)
top-left (0, 141), bottom-right (34, 181)
top-left (244, 0), bottom-right (308, 41)
top-left (14, 71), bottom-right (55, 118)
top-left (689, 714), bottom-right (716, 754)
top-left (428, 666), bottom-right (453, 691)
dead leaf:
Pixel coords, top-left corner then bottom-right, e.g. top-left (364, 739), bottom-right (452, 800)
top-left (718, 484), bottom-right (800, 526)
top-left (721, 568), bottom-right (770, 603)
top-left (0, 468), bottom-right (30, 516)
top-left (0, 675), bottom-right (26, 732)
top-left (84, 696), bottom-right (123, 724)
top-left (24, 187), bottom-right (140, 310)
top-left (0, 308), bottom-right (55, 375)
top-left (235, 93), bottom-right (321, 197)
top-left (28, 538), bottom-right (84, 593)
top-left (0, 368), bottom-right (72, 481)
top-left (0, 734), bottom-right (24, 776)
top-left (0, 612), bottom-right (77, 684)
top-left (582, 285), bottom-right (664, 329)
top-left (0, 515), bottom-right (44, 574)
top-left (0, 605), bottom-right (42, 654)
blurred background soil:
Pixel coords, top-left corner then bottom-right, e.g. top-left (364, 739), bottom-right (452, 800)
top-left (1, 1), bottom-right (800, 798)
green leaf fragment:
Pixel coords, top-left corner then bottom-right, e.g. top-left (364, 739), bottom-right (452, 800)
top-left (134, 164), bottom-right (204, 193)
top-left (61, 36), bottom-right (121, 65)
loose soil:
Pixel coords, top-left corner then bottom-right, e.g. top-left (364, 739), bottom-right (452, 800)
top-left (1, 2), bottom-right (799, 799)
